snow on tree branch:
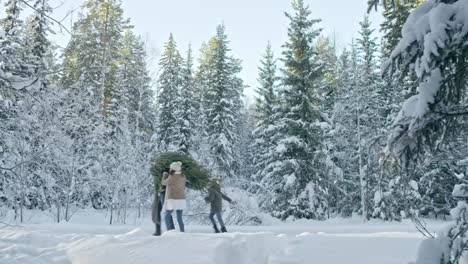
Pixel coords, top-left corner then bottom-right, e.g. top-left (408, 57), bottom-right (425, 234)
top-left (383, 0), bottom-right (468, 160)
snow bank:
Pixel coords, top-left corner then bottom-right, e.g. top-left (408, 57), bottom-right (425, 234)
top-left (65, 231), bottom-right (288, 264)
top-left (411, 238), bottom-right (449, 264)
top-left (0, 218), bottom-right (448, 264)
top-left (0, 228), bottom-right (288, 264)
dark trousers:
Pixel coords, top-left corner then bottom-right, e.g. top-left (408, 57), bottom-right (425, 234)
top-left (157, 191), bottom-right (165, 219)
top-left (154, 191), bottom-right (166, 236)
top-left (209, 211), bottom-right (225, 228)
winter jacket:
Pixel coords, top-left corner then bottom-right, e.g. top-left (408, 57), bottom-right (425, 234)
top-left (162, 173), bottom-right (186, 200)
top-left (152, 172), bottom-right (169, 224)
top-left (160, 172), bottom-right (169, 192)
top-left (205, 182), bottom-right (232, 213)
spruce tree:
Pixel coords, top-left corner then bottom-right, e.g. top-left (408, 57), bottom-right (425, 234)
top-left (156, 33), bottom-right (182, 151)
top-left (118, 30), bottom-right (156, 215)
top-left (28, 0), bottom-right (53, 80)
top-left (175, 45), bottom-right (196, 154)
top-left (332, 47), bottom-right (361, 216)
top-left (355, 16), bottom-right (382, 220)
top-left (267, 0), bottom-right (325, 220)
top-left (379, 1), bottom-right (468, 262)
top-left (315, 36), bottom-right (338, 112)
top-left (254, 43), bottom-right (279, 123)
top-left (202, 24), bottom-right (244, 179)
top-left (60, 0), bottom-right (128, 214)
top-left (62, 0), bottom-right (127, 112)
top-left (374, 1), bottom-right (423, 221)
top-left (119, 30), bottom-right (155, 140)
top-left (252, 42), bottom-right (279, 182)
top-left (0, 0), bottom-right (30, 218)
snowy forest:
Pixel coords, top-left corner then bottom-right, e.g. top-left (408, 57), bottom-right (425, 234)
top-left (1, 0), bottom-right (468, 263)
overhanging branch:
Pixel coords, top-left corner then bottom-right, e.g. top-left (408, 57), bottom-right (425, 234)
top-left (18, 0), bottom-right (72, 35)
top-left (434, 105), bottom-right (468, 117)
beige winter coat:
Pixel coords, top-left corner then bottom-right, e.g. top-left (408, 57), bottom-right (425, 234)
top-left (162, 173), bottom-right (186, 200)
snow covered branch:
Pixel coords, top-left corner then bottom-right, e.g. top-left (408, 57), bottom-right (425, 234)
top-left (434, 105), bottom-right (468, 117)
top-left (18, 0), bottom-right (71, 35)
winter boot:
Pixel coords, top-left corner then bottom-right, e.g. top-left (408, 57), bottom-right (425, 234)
top-left (153, 224), bottom-right (162, 236)
top-left (221, 226), bottom-right (227, 233)
top-left (213, 224), bottom-right (220, 233)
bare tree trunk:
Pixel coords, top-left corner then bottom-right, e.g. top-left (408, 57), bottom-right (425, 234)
top-left (65, 194), bottom-right (70, 222)
top-left (14, 204), bottom-right (18, 221)
top-left (109, 204), bottom-right (113, 225)
top-left (138, 198), bottom-right (141, 219)
top-left (19, 199), bottom-right (23, 223)
top-left (56, 200), bottom-right (61, 223)
top-left (19, 163), bottom-right (24, 223)
top-left (123, 200), bottom-right (127, 225)
top-left (65, 152), bottom-right (76, 222)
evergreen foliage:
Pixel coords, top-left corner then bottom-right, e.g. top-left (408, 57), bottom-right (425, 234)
top-left (264, 0), bottom-right (326, 220)
top-left (156, 33), bottom-right (182, 151)
top-left (151, 152), bottom-right (211, 191)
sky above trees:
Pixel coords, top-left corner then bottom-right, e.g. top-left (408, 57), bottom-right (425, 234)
top-left (0, 0), bottom-right (382, 99)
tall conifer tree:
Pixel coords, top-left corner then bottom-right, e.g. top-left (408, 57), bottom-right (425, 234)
top-left (156, 33), bottom-right (182, 151)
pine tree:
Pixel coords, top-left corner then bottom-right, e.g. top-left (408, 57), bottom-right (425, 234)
top-left (62, 0), bottom-right (127, 112)
top-left (202, 24), bottom-right (244, 179)
top-left (332, 47), bottom-right (361, 216)
top-left (0, 0), bottom-right (28, 80)
top-left (252, 43), bottom-right (280, 207)
top-left (117, 30), bottom-right (156, 217)
top-left (255, 43), bottom-right (278, 120)
top-left (119, 29), bottom-right (155, 139)
top-left (381, 0), bottom-right (416, 57)
top-left (60, 0), bottom-right (129, 217)
top-left (175, 45), bottom-right (196, 154)
top-left (237, 103), bottom-right (256, 181)
top-left (27, 0), bottom-right (53, 82)
top-left (379, 1), bottom-right (468, 262)
top-left (156, 33), bottom-right (182, 151)
top-left (355, 16), bottom-right (383, 220)
top-left (191, 41), bottom-right (214, 167)
top-left (0, 0), bottom-right (35, 221)
top-left (267, 0), bottom-right (325, 220)
top-left (373, 1), bottom-right (424, 221)
top-left (315, 36), bottom-right (338, 112)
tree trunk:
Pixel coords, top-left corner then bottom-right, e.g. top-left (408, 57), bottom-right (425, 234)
top-left (357, 109), bottom-right (367, 222)
top-left (20, 200), bottom-right (23, 223)
top-left (137, 200), bottom-right (141, 219)
top-left (109, 204), bottom-right (113, 225)
top-left (56, 200), bottom-right (61, 223)
top-left (66, 155), bottom-right (76, 222)
top-left (123, 202), bottom-right (127, 225)
top-left (65, 194), bottom-right (70, 222)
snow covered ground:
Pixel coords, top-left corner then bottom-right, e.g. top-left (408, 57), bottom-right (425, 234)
top-left (0, 211), bottom-right (447, 264)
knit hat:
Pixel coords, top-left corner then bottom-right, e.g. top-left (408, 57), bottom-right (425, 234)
top-left (170, 161), bottom-right (182, 173)
top-left (211, 177), bottom-right (221, 185)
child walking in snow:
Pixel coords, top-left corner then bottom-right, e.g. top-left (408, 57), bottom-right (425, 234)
top-left (205, 178), bottom-right (232, 233)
